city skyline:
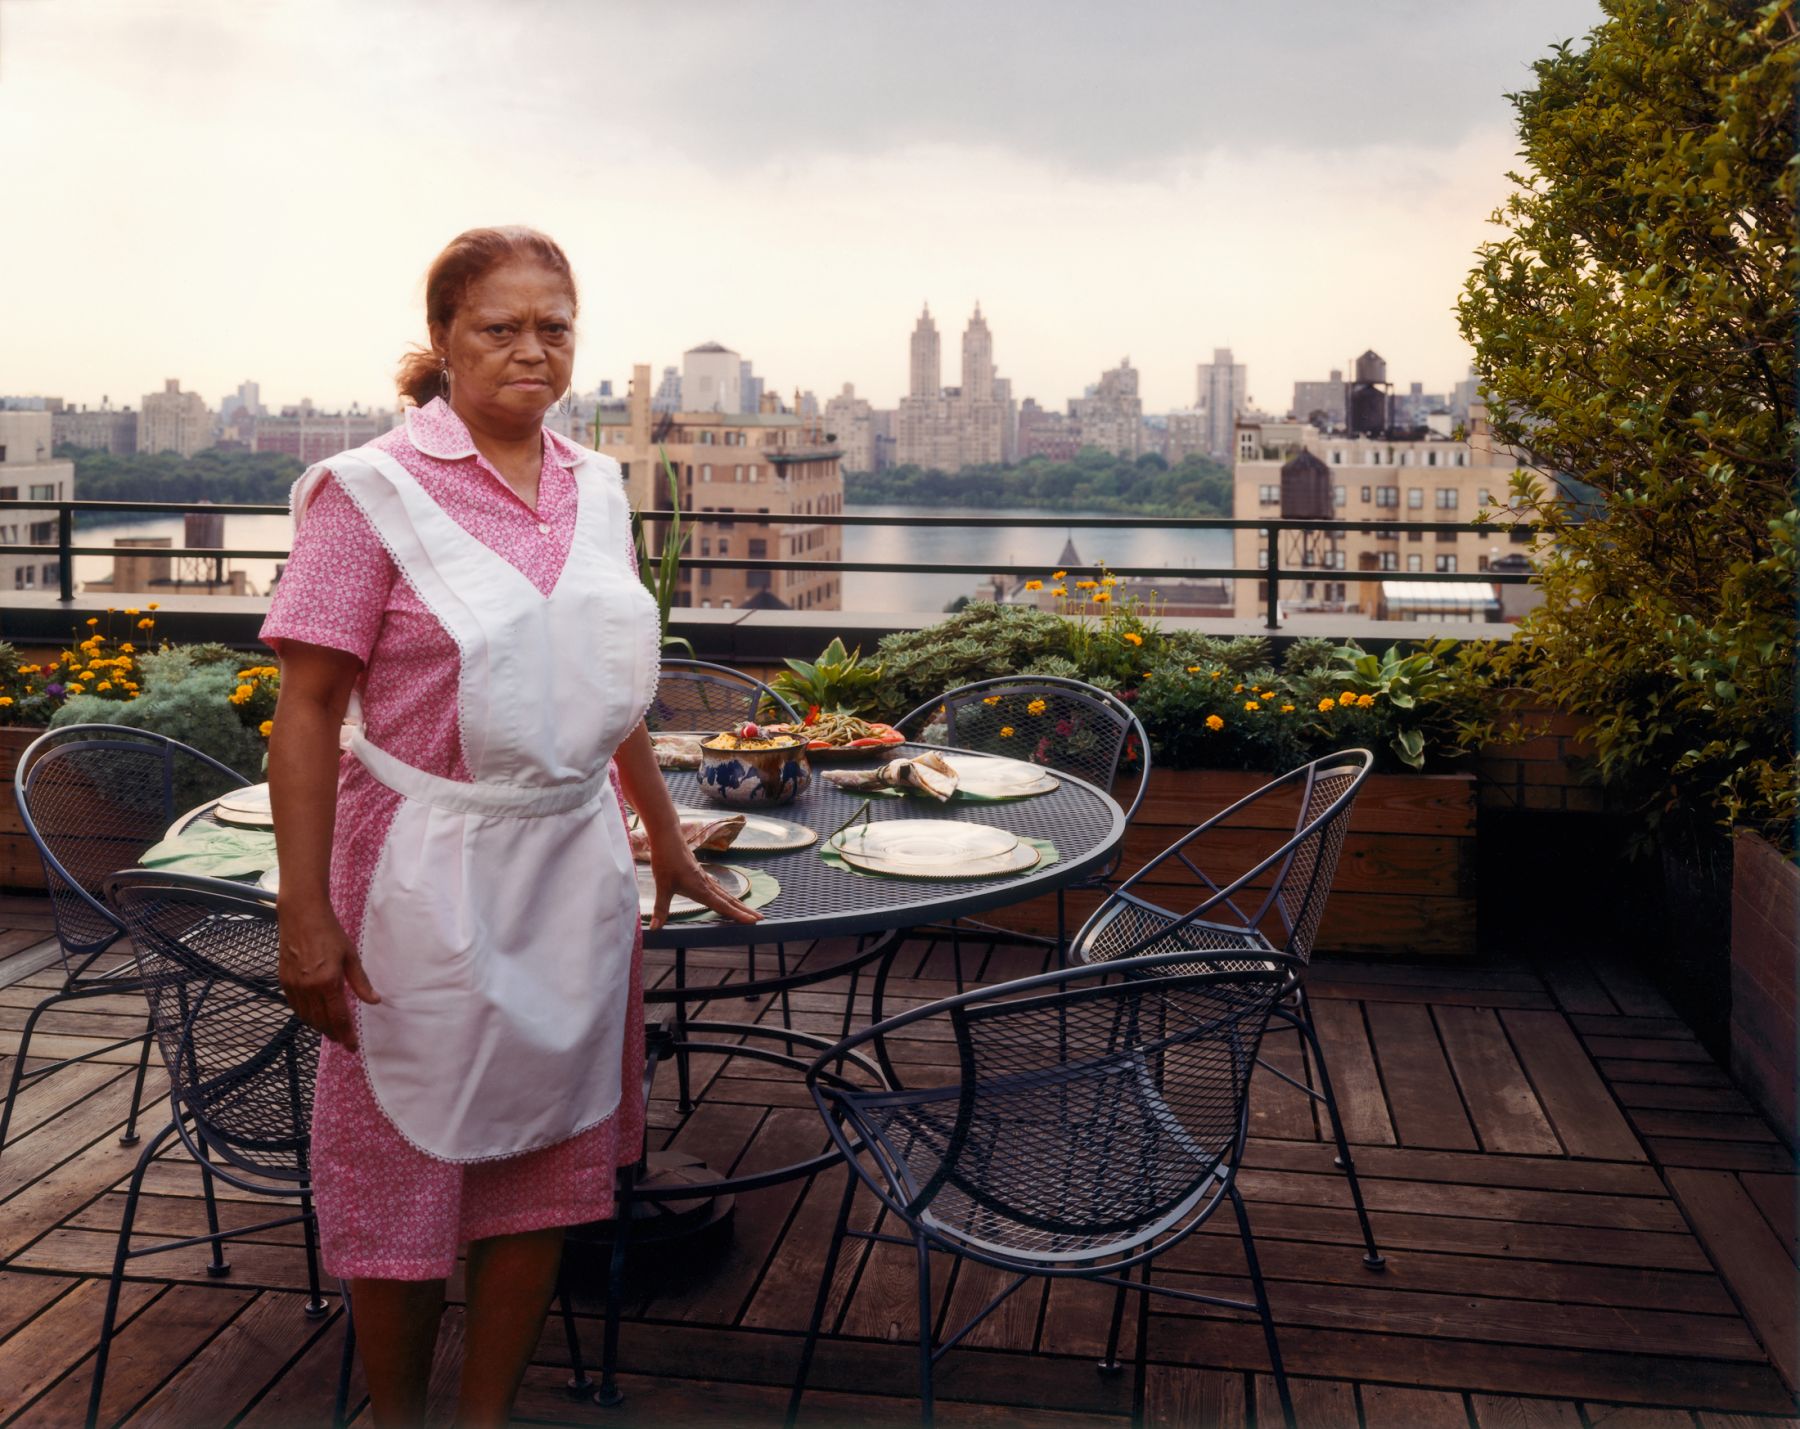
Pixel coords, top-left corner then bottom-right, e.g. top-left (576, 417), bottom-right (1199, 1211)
top-left (2, 0), bottom-right (1601, 412)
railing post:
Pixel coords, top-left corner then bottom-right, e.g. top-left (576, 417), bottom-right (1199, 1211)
top-left (1263, 525), bottom-right (1281, 631)
top-left (57, 505), bottom-right (73, 603)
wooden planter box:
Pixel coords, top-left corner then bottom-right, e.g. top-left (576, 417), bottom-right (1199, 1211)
top-left (990, 765), bottom-right (1478, 958)
top-left (0, 725), bottom-right (46, 891)
top-left (1730, 828), bottom-right (1798, 1151)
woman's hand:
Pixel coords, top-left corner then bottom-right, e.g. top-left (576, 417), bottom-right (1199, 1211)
top-left (646, 838), bottom-right (761, 931)
top-left (278, 899), bottom-right (380, 1049)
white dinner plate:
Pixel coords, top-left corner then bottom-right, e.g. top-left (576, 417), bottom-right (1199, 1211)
top-left (834, 833), bottom-right (1041, 880)
top-left (636, 862), bottom-right (752, 918)
top-left (214, 804), bottom-right (276, 829)
top-left (673, 807), bottom-right (817, 853)
top-left (830, 820), bottom-right (1025, 877)
top-left (937, 754), bottom-right (1060, 798)
top-left (217, 784), bottom-right (273, 817)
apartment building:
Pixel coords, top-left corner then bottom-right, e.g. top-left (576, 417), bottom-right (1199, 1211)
top-left (0, 411), bottom-right (73, 593)
top-left (138, 379), bottom-right (213, 457)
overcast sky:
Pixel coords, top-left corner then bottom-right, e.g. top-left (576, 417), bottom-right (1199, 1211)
top-left (1, 0), bottom-right (1602, 416)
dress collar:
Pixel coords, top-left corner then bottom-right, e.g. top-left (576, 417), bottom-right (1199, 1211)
top-left (403, 397), bottom-right (581, 470)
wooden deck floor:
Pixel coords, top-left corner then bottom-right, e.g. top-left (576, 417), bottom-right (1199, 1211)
top-left (0, 900), bottom-right (1795, 1428)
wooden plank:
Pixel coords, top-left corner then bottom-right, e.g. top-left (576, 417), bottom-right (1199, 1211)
top-left (1468, 1393), bottom-right (1586, 1428)
top-left (1628, 1110), bottom-right (1783, 1145)
top-left (1235, 1168), bottom-right (1688, 1232)
top-left (1243, 1140), bottom-right (1665, 1197)
top-left (1612, 1083), bottom-right (1760, 1115)
top-left (1362, 1001), bottom-right (1476, 1151)
top-left (1500, 1010), bottom-right (1644, 1162)
top-left (1569, 1015), bottom-right (1695, 1040)
top-left (1359, 1384), bottom-right (1470, 1426)
top-left (1536, 961), bottom-right (1619, 1017)
top-left (0, 1277), bottom-right (162, 1422)
top-left (1143, 1365), bottom-right (1245, 1427)
top-left (1130, 770), bottom-right (1476, 839)
top-left (234, 1307), bottom-right (363, 1429)
top-left (123, 1291), bottom-right (335, 1429)
top-left (1304, 999), bottom-right (1396, 1146)
top-left (0, 1269), bottom-right (78, 1344)
top-left (1114, 823), bottom-right (1471, 899)
top-left (1436, 1005), bottom-right (1563, 1155)
top-left (0, 1068), bottom-right (169, 1208)
top-left (1250, 1025), bottom-right (1320, 1144)
top-left (7, 1282), bottom-right (252, 1429)
top-left (1583, 1036), bottom-right (1714, 1064)
top-left (1647, 1140), bottom-right (1799, 1174)
top-left (13, 1227), bottom-right (319, 1293)
top-left (1581, 1407), bottom-right (1699, 1428)
top-left (1254, 1375), bottom-right (1357, 1429)
top-left (1739, 1173), bottom-right (1799, 1262)
top-left (1599, 1059), bottom-right (1732, 1089)
top-left (1666, 1167), bottom-right (1800, 1393)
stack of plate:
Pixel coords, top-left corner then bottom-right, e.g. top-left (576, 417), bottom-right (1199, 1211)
top-left (214, 784), bottom-right (275, 829)
top-left (830, 820), bottom-right (1039, 879)
top-left (673, 807), bottom-right (817, 853)
top-left (636, 862), bottom-right (753, 919)
top-left (937, 755), bottom-right (1059, 799)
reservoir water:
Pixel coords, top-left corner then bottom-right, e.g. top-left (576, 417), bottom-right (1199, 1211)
top-left (71, 505), bottom-right (1234, 616)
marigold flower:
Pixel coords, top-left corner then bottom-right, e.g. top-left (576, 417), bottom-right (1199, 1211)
top-left (1210, 669), bottom-right (1222, 679)
top-left (1280, 703), bottom-right (1295, 713)
top-left (1121, 632), bottom-right (1143, 647)
top-left (1093, 591), bottom-right (1111, 603)
top-left (1000, 725), bottom-right (1015, 737)
top-left (124, 608), bottom-right (139, 616)
top-left (1204, 714), bottom-right (1224, 732)
top-left (1075, 579), bottom-right (1097, 591)
top-left (85, 618), bottom-right (98, 627)
top-left (1339, 691), bottom-right (1357, 706)
top-left (1024, 579), bottom-right (1043, 592)
top-left (137, 619), bottom-right (154, 630)
top-left (259, 720), bottom-right (274, 738)
top-left (1027, 699), bottom-right (1047, 715)
top-left (982, 695), bottom-right (1001, 705)
top-left (0, 697), bottom-right (12, 708)
top-left (1244, 700), bottom-right (1260, 712)
top-left (1318, 698), bottom-right (1336, 713)
top-left (1261, 690), bottom-right (1275, 700)
top-left (1356, 693), bottom-right (1375, 708)
top-left (1233, 683), bottom-right (1244, 693)
top-left (1101, 576), bottom-right (1120, 587)
top-left (97, 681), bottom-right (112, 692)
top-left (1051, 570), bottom-right (1067, 580)
top-left (147, 603), bottom-right (159, 611)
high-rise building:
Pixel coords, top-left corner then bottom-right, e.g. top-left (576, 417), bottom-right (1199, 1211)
top-left (597, 364), bottom-right (845, 613)
top-left (823, 383), bottom-right (884, 474)
top-left (1292, 369), bottom-right (1346, 428)
top-left (1017, 398), bottom-right (1080, 461)
top-left (680, 343), bottom-right (742, 414)
top-left (896, 304), bottom-right (1017, 471)
top-left (1194, 348), bottom-right (1247, 461)
top-left (53, 401), bottom-right (137, 454)
top-left (250, 407), bottom-right (395, 464)
top-left (138, 379), bottom-right (212, 457)
top-left (1069, 358), bottom-right (1143, 458)
top-left (1450, 366), bottom-right (1480, 422)
top-left (221, 380), bottom-right (264, 422)
top-left (739, 359), bottom-right (765, 416)
top-left (651, 366), bottom-right (682, 413)
top-left (0, 411), bottom-right (73, 594)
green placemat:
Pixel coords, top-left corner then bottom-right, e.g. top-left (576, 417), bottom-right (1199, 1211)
top-left (140, 825), bottom-right (278, 880)
top-left (821, 836), bottom-right (1058, 881)
top-left (659, 866), bottom-right (781, 922)
top-left (863, 785), bottom-right (1047, 804)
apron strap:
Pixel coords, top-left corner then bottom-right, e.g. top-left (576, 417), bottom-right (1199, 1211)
top-left (347, 730), bottom-right (607, 819)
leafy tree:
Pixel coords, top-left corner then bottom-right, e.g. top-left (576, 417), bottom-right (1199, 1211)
top-left (1457, 0), bottom-right (1797, 851)
top-left (846, 451), bottom-right (1233, 517)
top-left (58, 446), bottom-right (305, 512)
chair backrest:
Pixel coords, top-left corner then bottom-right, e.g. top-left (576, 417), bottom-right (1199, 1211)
top-left (818, 952), bottom-right (1294, 1264)
top-left (894, 675), bottom-right (1151, 816)
top-left (104, 870), bottom-right (316, 1190)
top-left (1075, 749), bottom-right (1373, 968)
top-left (645, 659), bottom-right (799, 734)
top-left (17, 725), bottom-right (251, 968)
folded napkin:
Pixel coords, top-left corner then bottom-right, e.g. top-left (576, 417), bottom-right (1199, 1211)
top-left (821, 751), bottom-right (959, 802)
top-left (652, 734), bottom-right (703, 771)
top-left (627, 812), bottom-right (745, 863)
top-left (140, 824), bottom-right (279, 879)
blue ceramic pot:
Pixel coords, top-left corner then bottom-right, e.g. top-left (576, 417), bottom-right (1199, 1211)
top-left (698, 735), bottom-right (813, 807)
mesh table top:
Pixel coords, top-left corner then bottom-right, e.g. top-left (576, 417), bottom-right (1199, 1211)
top-left (649, 744), bottom-right (1125, 948)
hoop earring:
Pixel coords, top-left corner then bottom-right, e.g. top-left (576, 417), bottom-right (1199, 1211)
top-left (439, 360), bottom-right (451, 400)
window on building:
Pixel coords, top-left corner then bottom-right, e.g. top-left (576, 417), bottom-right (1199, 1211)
top-left (721, 599), bottom-right (734, 609)
top-left (1333, 485), bottom-right (1346, 507)
top-left (1238, 431), bottom-right (1257, 461)
top-left (718, 537), bottom-right (730, 556)
top-left (1375, 486), bottom-right (1398, 507)
top-left (1427, 451), bottom-right (1438, 467)
top-left (699, 538), bottom-right (712, 556)
top-left (0, 487), bottom-right (15, 501)
top-left (1455, 452), bottom-right (1467, 466)
top-left (41, 563), bottom-right (57, 587)
top-left (1360, 485), bottom-right (1371, 502)
top-left (29, 521), bottom-right (52, 543)
top-left (1330, 450), bottom-right (1342, 465)
top-left (1301, 548), bottom-right (1316, 568)
top-left (1435, 488), bottom-right (1459, 509)
top-left (1407, 488), bottom-right (1424, 509)
top-left (1435, 554), bottom-right (1457, 573)
top-left (747, 538), bottom-right (767, 559)
top-left (13, 566), bottom-right (32, 589)
top-left (0, 448), bottom-right (6, 464)
top-left (1478, 555), bottom-right (1490, 572)
top-left (1511, 525), bottom-right (1532, 544)
top-left (29, 484), bottom-right (55, 501)
top-left (1379, 552), bottom-right (1398, 572)
top-left (1256, 550), bottom-right (1268, 570)
top-left (1258, 484), bottom-right (1280, 505)
top-left (1325, 550), bottom-right (1345, 570)
top-left (1407, 528), bottom-right (1423, 542)
top-left (1407, 554), bottom-right (1423, 572)
top-left (1478, 489), bottom-right (1495, 507)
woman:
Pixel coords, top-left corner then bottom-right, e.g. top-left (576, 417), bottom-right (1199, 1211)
top-left (263, 225), bottom-right (758, 1427)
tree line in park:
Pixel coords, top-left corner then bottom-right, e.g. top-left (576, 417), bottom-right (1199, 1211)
top-left (55, 447), bottom-right (305, 515)
top-left (844, 450), bottom-right (1234, 515)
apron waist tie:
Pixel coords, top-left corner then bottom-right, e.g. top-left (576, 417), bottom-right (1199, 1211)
top-left (346, 729), bottom-right (606, 819)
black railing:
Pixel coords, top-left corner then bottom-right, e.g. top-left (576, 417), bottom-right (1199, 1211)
top-left (0, 499), bottom-right (1539, 630)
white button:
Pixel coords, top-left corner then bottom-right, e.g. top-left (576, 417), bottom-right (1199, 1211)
top-left (538, 522), bottom-right (550, 534)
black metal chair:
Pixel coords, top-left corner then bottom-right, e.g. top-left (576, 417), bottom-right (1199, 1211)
top-left (96, 872), bottom-right (593, 1429)
top-left (788, 951), bottom-right (1301, 1428)
top-left (645, 658), bottom-right (799, 733)
top-left (1068, 749), bottom-right (1384, 1271)
top-left (893, 675), bottom-right (1151, 965)
top-left (2, 725), bottom-right (250, 1168)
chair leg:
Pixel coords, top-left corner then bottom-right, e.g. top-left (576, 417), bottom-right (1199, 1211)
top-left (1097, 1279), bottom-right (1127, 1375)
top-left (332, 1285), bottom-right (356, 1429)
top-left (913, 1232), bottom-right (936, 1427)
top-left (776, 943), bottom-right (793, 1027)
top-left (785, 1168), bottom-right (858, 1428)
top-left (1230, 1185), bottom-right (1295, 1429)
top-left (87, 1122), bottom-right (174, 1429)
top-left (1055, 888), bottom-right (1069, 966)
top-left (119, 1017), bottom-right (155, 1147)
top-left (596, 1164), bottom-right (639, 1407)
top-left (1131, 1259), bottom-right (1153, 1425)
top-left (559, 1267), bottom-right (592, 1396)
top-left (195, 1142), bottom-right (231, 1278)
top-left (0, 992), bottom-right (53, 1162)
top-left (1290, 994), bottom-right (1384, 1270)
top-left (298, 1188), bottom-right (329, 1317)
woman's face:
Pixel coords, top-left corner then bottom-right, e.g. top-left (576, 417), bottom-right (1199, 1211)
top-left (434, 261), bottom-right (576, 430)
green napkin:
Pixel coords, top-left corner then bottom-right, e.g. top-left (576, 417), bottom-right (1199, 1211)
top-left (140, 825), bottom-right (278, 880)
top-left (822, 836), bottom-right (1058, 881)
top-left (661, 867), bottom-right (781, 922)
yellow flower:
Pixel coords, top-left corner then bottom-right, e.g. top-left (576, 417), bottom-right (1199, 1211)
top-left (1027, 699), bottom-right (1047, 715)
top-left (1210, 670), bottom-right (1223, 680)
top-left (1024, 579), bottom-right (1043, 592)
top-left (1261, 690), bottom-right (1275, 700)
top-left (1318, 698), bottom-right (1336, 713)
top-left (231, 683), bottom-right (254, 703)
top-left (1339, 691), bottom-right (1357, 706)
top-left (1204, 714), bottom-right (1224, 732)
top-left (1093, 591), bottom-right (1111, 604)
top-left (97, 682), bottom-right (112, 692)
top-left (85, 618), bottom-right (98, 627)
top-left (0, 697), bottom-right (12, 708)
top-left (1244, 700), bottom-right (1260, 712)
top-left (137, 619), bottom-right (154, 630)
top-left (1356, 693), bottom-right (1376, 708)
top-left (147, 603), bottom-right (159, 611)
top-left (1101, 575), bottom-right (1120, 587)
top-left (1075, 580), bottom-right (1097, 591)
top-left (982, 695), bottom-right (1001, 705)
top-left (1121, 632), bottom-right (1143, 647)
top-left (1280, 703), bottom-right (1295, 713)
top-left (119, 643), bottom-right (134, 654)
top-left (1233, 683), bottom-right (1244, 693)
top-left (1051, 570), bottom-right (1067, 581)
top-left (1050, 586), bottom-right (1066, 597)
top-left (123, 608), bottom-right (139, 616)
top-left (1186, 665), bottom-right (1201, 674)
top-left (1000, 725), bottom-right (1015, 737)
top-left (259, 720), bottom-right (274, 738)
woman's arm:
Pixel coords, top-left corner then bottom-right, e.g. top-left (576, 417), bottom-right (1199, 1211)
top-left (268, 639), bottom-right (378, 1048)
top-left (614, 721), bottom-right (762, 930)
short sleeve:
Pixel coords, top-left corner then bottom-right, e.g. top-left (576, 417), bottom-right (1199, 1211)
top-left (260, 474), bottom-right (396, 664)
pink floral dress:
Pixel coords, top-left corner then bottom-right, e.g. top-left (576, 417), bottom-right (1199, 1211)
top-left (261, 398), bottom-right (646, 1280)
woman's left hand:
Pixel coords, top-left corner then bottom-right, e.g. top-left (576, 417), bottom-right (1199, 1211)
top-left (647, 843), bottom-right (762, 930)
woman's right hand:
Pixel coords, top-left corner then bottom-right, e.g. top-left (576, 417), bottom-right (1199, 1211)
top-left (278, 899), bottom-right (380, 1050)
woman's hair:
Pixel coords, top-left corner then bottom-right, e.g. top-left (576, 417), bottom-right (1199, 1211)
top-left (395, 226), bottom-right (578, 407)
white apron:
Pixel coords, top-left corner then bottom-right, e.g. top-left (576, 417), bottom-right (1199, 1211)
top-left (294, 442), bottom-right (659, 1162)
